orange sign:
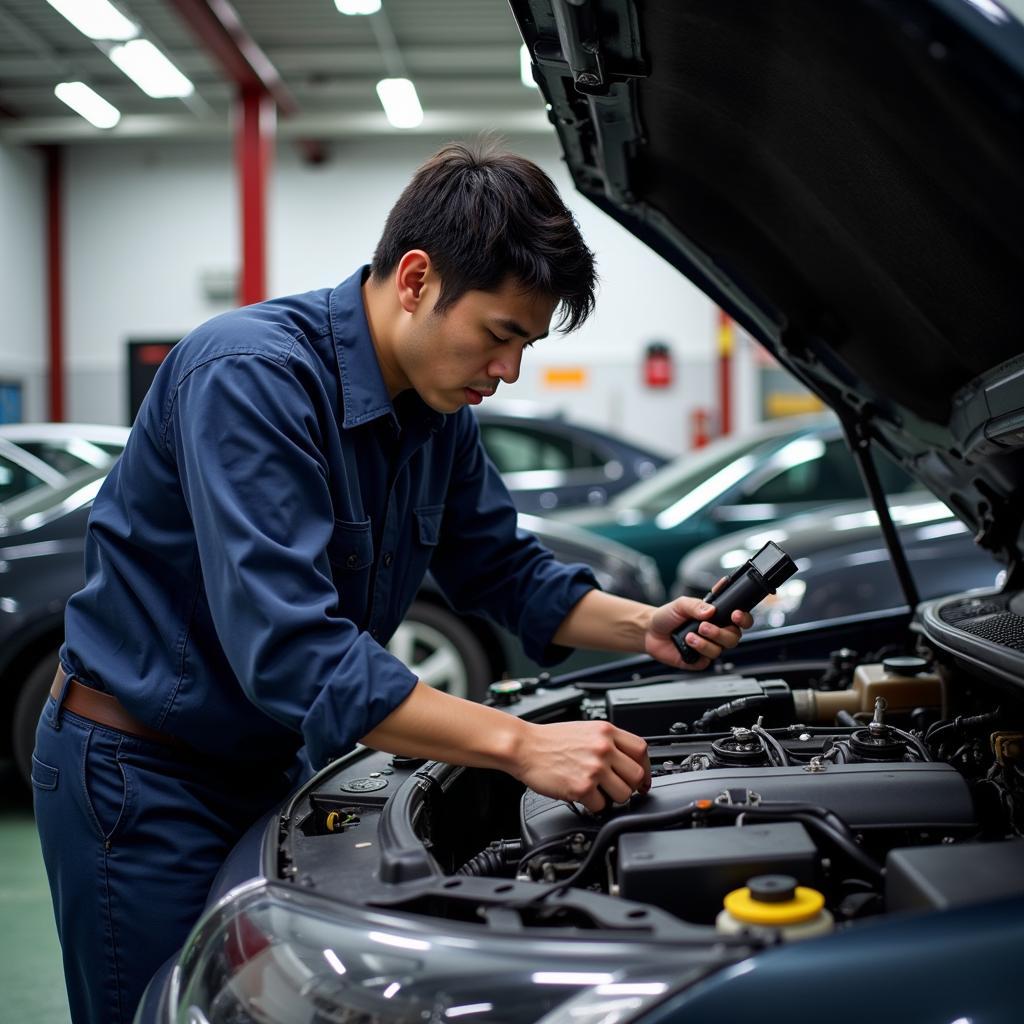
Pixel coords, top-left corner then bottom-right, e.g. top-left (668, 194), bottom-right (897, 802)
top-left (543, 367), bottom-right (588, 388)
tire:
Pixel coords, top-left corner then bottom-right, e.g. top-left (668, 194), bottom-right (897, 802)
top-left (387, 601), bottom-right (492, 702)
top-left (13, 652), bottom-right (59, 787)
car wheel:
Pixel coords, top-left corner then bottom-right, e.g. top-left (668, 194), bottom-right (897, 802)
top-left (388, 602), bottom-right (491, 702)
top-left (13, 653), bottom-right (59, 786)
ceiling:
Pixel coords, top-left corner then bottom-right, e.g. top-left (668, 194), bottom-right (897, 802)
top-left (0, 0), bottom-right (549, 143)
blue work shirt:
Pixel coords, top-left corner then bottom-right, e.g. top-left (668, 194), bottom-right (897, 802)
top-left (62, 267), bottom-right (597, 770)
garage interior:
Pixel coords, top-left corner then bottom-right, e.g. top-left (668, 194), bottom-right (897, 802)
top-left (6, 1), bottom-right (1019, 1022)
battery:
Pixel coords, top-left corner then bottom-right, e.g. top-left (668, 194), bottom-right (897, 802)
top-left (605, 676), bottom-right (792, 736)
top-left (617, 821), bottom-right (819, 924)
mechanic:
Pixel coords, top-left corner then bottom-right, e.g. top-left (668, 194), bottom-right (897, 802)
top-left (33, 141), bottom-right (752, 1024)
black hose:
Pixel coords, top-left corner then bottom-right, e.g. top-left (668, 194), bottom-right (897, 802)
top-left (456, 839), bottom-right (523, 877)
top-left (751, 721), bottom-right (791, 766)
top-left (525, 797), bottom-right (883, 904)
top-left (692, 695), bottom-right (769, 733)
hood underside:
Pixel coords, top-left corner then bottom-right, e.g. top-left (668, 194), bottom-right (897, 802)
top-left (510, 0), bottom-right (1024, 570)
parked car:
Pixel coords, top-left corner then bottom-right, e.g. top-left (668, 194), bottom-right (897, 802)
top-left (0, 423), bottom-right (128, 505)
top-left (1, 473), bottom-right (661, 786)
top-left (0, 422), bottom-right (130, 476)
top-left (138, 2), bottom-right (1024, 1022)
top-left (560, 415), bottom-right (918, 590)
top-left (475, 404), bottom-right (668, 512)
top-left (0, 410), bottom-right (662, 515)
top-left (675, 492), bottom-right (1003, 630)
top-left (0, 437), bottom-right (67, 503)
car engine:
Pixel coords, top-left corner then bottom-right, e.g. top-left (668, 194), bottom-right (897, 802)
top-left (430, 648), bottom-right (1024, 935)
top-left (282, 632), bottom-right (1024, 945)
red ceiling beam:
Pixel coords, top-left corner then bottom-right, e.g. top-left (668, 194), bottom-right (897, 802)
top-left (166, 0), bottom-right (299, 116)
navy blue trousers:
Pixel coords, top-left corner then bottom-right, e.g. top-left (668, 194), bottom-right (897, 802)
top-left (33, 690), bottom-right (299, 1024)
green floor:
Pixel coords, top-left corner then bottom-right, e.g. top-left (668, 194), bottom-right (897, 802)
top-left (0, 760), bottom-right (70, 1023)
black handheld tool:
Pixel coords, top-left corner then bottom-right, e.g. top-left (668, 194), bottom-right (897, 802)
top-left (672, 540), bottom-right (798, 663)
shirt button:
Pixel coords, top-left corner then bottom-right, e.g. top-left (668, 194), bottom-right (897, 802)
top-left (383, 553), bottom-right (393, 567)
top-left (346, 553), bottom-right (359, 568)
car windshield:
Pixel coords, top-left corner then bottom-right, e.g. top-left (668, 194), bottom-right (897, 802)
top-left (607, 428), bottom-right (812, 517)
top-left (0, 465), bottom-right (106, 529)
top-left (14, 438), bottom-right (122, 474)
top-left (0, 452), bottom-right (50, 504)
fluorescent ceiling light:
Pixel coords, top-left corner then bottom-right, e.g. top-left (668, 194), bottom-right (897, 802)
top-left (376, 78), bottom-right (423, 129)
top-left (520, 44), bottom-right (538, 88)
top-left (109, 39), bottom-right (194, 98)
top-left (46, 0), bottom-right (137, 41)
top-left (335, 0), bottom-right (382, 12)
top-left (54, 82), bottom-right (121, 129)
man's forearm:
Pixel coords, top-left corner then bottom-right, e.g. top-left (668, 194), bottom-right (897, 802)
top-left (552, 589), bottom-right (654, 653)
top-left (360, 678), bottom-right (651, 811)
top-left (360, 680), bottom-right (527, 770)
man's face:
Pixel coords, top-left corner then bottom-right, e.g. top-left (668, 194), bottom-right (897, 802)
top-left (397, 275), bottom-right (557, 414)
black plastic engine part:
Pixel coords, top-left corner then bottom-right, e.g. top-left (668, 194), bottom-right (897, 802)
top-left (604, 676), bottom-right (792, 735)
top-left (617, 822), bottom-right (818, 924)
top-left (885, 840), bottom-right (1024, 912)
top-left (521, 762), bottom-right (976, 847)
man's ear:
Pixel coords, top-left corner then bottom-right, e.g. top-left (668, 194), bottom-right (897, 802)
top-left (395, 250), bottom-right (433, 314)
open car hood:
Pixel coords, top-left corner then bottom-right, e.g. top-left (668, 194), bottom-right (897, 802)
top-left (510, 0), bottom-right (1024, 573)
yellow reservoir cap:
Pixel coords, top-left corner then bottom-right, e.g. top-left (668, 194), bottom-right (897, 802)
top-left (723, 885), bottom-right (825, 926)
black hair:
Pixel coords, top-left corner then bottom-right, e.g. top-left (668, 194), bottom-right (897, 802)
top-left (371, 139), bottom-right (597, 332)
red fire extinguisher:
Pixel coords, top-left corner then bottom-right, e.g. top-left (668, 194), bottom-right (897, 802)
top-left (643, 342), bottom-right (673, 388)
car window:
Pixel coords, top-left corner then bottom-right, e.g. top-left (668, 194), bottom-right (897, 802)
top-left (624, 435), bottom-right (783, 516)
top-left (479, 425), bottom-right (576, 473)
top-left (1, 465), bottom-right (106, 526)
top-left (16, 439), bottom-right (120, 474)
top-left (743, 439), bottom-right (919, 505)
top-left (0, 453), bottom-right (47, 504)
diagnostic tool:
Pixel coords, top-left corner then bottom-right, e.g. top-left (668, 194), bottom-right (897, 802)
top-left (672, 540), bottom-right (798, 664)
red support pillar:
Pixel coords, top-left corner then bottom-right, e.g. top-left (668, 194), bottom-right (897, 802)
top-left (717, 309), bottom-right (733, 437)
top-left (236, 88), bottom-right (275, 306)
top-left (45, 145), bottom-right (64, 421)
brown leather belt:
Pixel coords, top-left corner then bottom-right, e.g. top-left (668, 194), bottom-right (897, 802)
top-left (51, 667), bottom-right (179, 746)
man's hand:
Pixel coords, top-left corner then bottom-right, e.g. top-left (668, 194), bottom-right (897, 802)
top-left (645, 580), bottom-right (754, 670)
top-left (511, 719), bottom-right (651, 813)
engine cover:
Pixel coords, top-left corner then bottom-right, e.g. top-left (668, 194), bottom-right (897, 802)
top-left (521, 762), bottom-right (976, 847)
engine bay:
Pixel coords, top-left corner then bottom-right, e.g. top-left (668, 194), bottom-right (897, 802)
top-left (281, 618), bottom-right (1024, 944)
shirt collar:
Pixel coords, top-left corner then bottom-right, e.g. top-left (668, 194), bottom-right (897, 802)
top-left (328, 265), bottom-right (445, 435)
top-left (328, 265), bottom-right (398, 430)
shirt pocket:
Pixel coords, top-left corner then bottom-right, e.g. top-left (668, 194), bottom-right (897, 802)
top-left (414, 505), bottom-right (445, 547)
top-left (327, 517), bottom-right (374, 571)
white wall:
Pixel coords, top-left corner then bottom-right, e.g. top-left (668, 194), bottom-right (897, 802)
top-left (64, 140), bottom-right (236, 424)
top-left (12, 131), bottom-right (763, 452)
top-left (0, 142), bottom-right (46, 421)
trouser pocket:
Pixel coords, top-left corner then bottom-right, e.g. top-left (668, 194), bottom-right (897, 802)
top-left (31, 753), bottom-right (60, 791)
top-left (81, 728), bottom-right (133, 846)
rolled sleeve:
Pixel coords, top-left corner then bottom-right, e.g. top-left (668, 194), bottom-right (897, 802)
top-left (168, 346), bottom-right (417, 768)
top-left (427, 411), bottom-right (599, 666)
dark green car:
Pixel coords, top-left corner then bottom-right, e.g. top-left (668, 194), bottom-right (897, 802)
top-left (559, 415), bottom-right (916, 590)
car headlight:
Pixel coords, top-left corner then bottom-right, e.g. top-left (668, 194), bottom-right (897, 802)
top-left (171, 881), bottom-right (699, 1024)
